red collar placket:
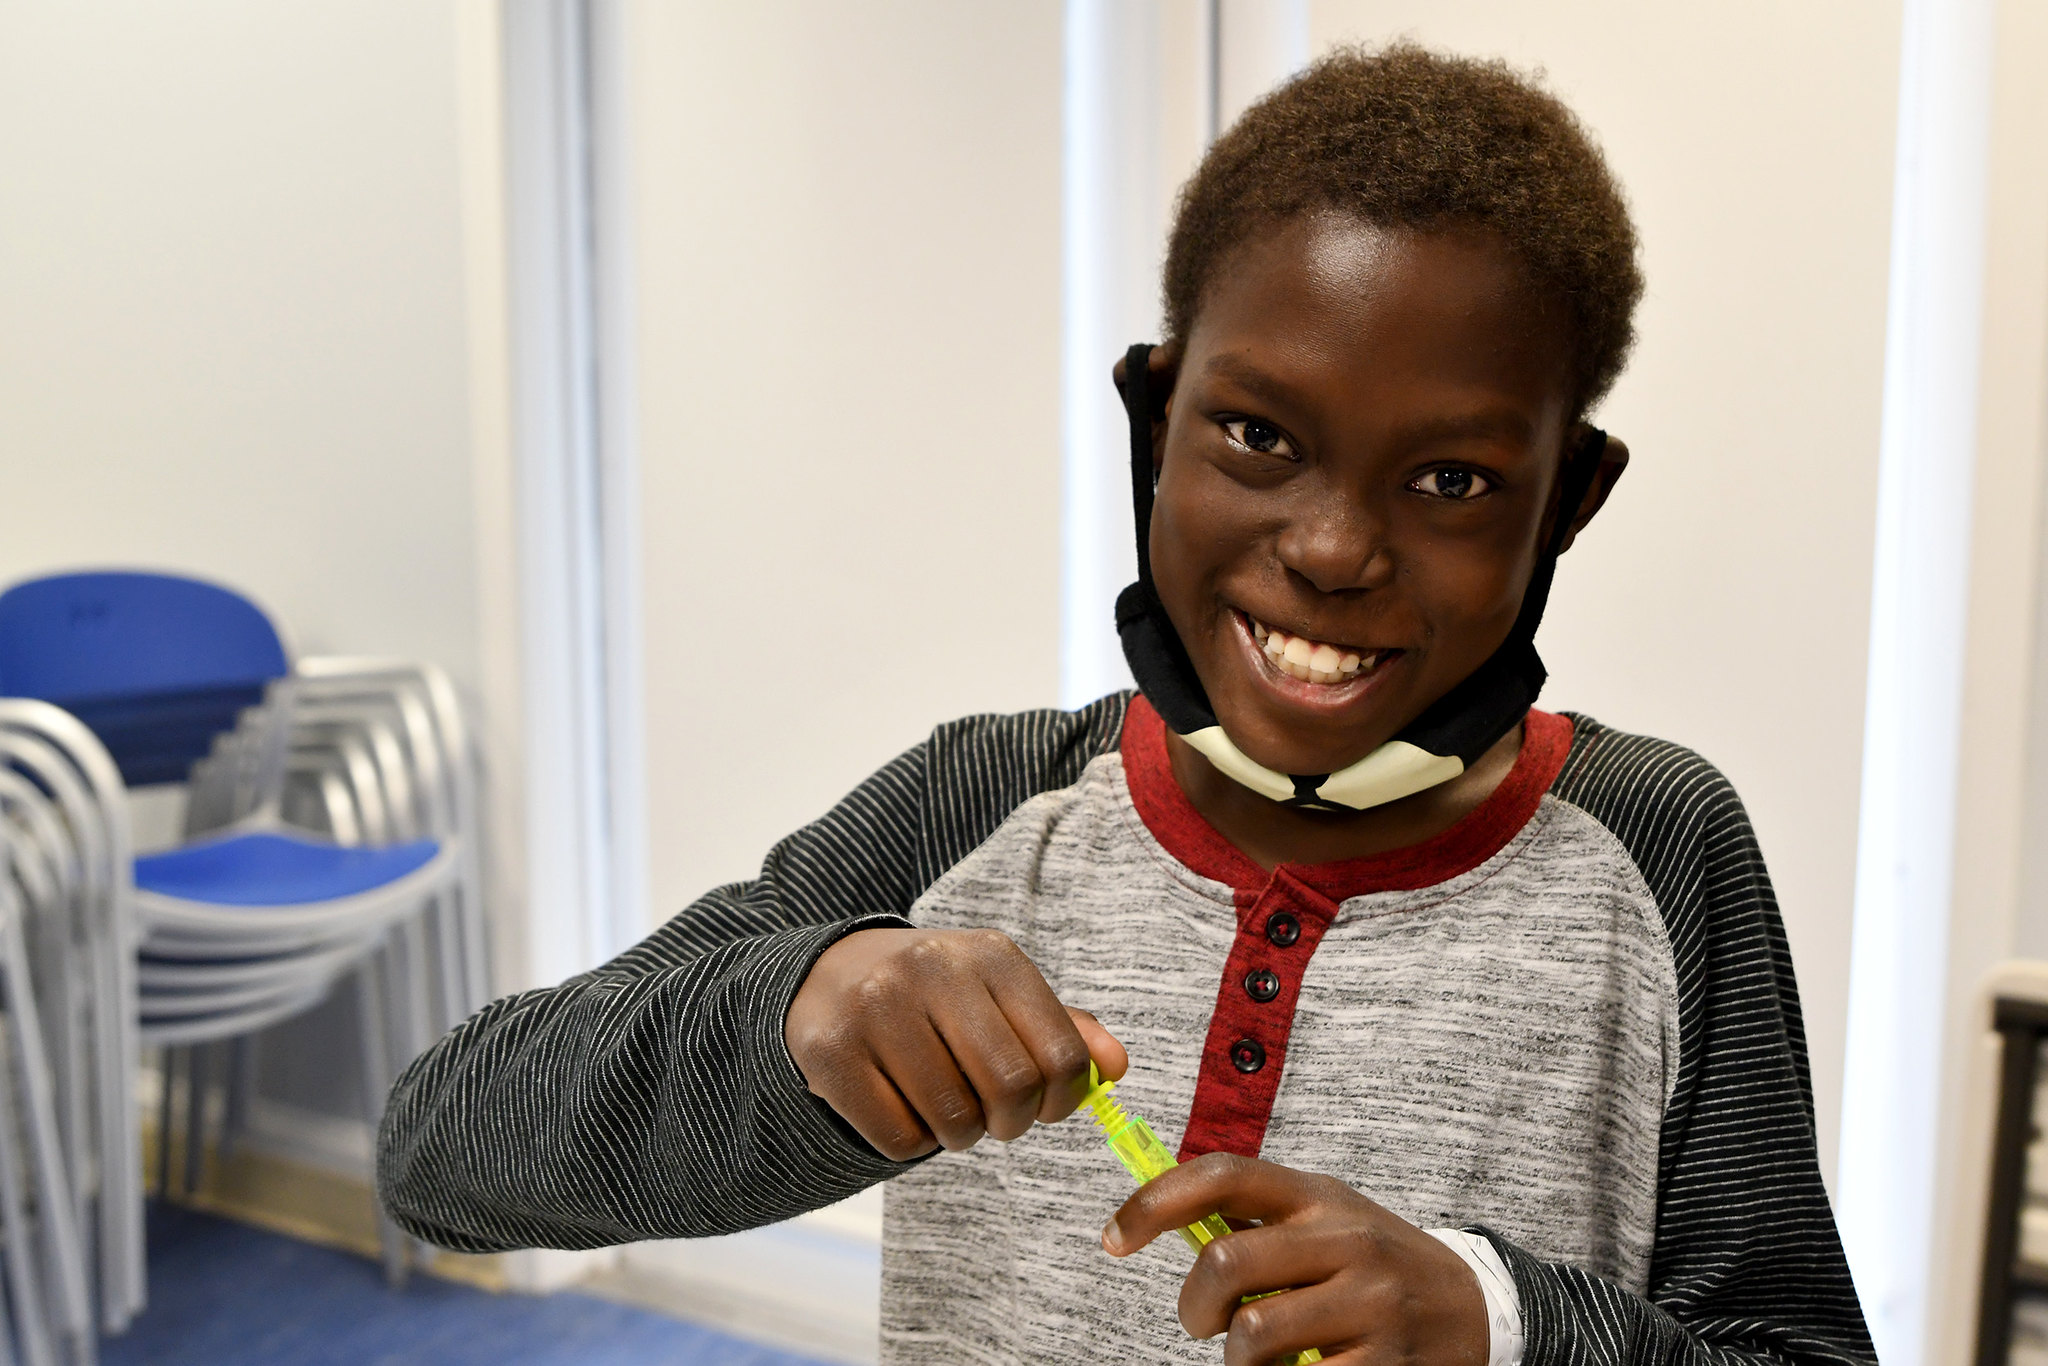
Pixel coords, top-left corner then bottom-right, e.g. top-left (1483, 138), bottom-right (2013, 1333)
top-left (1181, 869), bottom-right (1339, 1159)
top-left (1118, 694), bottom-right (1573, 1161)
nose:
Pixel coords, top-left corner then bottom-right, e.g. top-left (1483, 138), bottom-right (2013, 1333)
top-left (1274, 491), bottom-right (1395, 595)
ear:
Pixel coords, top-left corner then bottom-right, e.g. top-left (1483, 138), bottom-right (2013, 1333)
top-left (1555, 430), bottom-right (1629, 555)
top-left (1109, 344), bottom-right (1182, 475)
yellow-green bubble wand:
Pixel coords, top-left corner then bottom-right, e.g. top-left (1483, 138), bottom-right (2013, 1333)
top-left (1081, 1064), bottom-right (1322, 1365)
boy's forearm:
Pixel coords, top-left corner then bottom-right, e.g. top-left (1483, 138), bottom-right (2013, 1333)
top-left (376, 908), bottom-right (915, 1253)
top-left (372, 701), bottom-right (1127, 1252)
top-left (374, 732), bottom-right (945, 1250)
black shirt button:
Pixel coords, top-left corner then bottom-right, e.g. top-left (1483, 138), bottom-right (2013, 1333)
top-left (1265, 911), bottom-right (1301, 948)
top-left (1229, 1038), bottom-right (1266, 1073)
top-left (1243, 968), bottom-right (1280, 1003)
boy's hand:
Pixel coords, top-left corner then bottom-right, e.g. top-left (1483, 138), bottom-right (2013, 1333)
top-left (785, 928), bottom-right (1129, 1161)
top-left (1103, 1153), bottom-right (1488, 1365)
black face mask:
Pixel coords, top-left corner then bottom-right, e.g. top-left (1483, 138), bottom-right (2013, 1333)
top-left (1112, 342), bottom-right (1605, 813)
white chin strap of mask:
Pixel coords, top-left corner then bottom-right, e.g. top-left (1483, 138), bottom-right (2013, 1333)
top-left (1179, 725), bottom-right (1466, 813)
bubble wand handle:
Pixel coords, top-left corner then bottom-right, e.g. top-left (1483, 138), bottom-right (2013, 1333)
top-left (1082, 1067), bottom-right (1323, 1365)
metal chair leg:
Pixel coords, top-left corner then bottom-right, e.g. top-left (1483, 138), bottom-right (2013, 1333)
top-left (152, 1049), bottom-right (175, 1201)
top-left (0, 1243), bottom-right (21, 1366)
top-left (353, 958), bottom-right (406, 1288)
top-left (0, 903), bottom-right (95, 1364)
top-left (181, 1045), bottom-right (205, 1198)
top-left (0, 1023), bottom-right (57, 1366)
top-left (221, 1036), bottom-right (255, 1162)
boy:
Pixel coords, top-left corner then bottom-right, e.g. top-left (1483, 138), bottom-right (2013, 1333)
top-left (379, 46), bottom-right (1875, 1365)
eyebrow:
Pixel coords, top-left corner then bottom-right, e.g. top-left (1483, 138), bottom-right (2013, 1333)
top-left (1201, 353), bottom-right (1538, 449)
top-left (1386, 411), bottom-right (1536, 449)
top-left (1200, 353), bottom-right (1304, 409)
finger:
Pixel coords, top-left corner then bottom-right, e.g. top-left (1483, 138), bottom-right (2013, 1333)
top-left (965, 933), bottom-right (1097, 1123)
top-left (1177, 1221), bottom-right (1341, 1341)
top-left (1217, 1280), bottom-right (1364, 1366)
top-left (1103, 1152), bottom-right (1314, 1255)
top-left (809, 1059), bottom-right (938, 1163)
top-left (927, 983), bottom-right (1045, 1142)
top-left (870, 1013), bottom-right (987, 1152)
top-left (1067, 1007), bottom-right (1129, 1083)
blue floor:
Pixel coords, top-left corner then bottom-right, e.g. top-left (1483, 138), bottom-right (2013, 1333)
top-left (103, 1204), bottom-right (833, 1365)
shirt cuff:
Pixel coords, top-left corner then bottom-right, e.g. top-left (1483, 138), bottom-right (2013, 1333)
top-left (1424, 1227), bottom-right (1524, 1366)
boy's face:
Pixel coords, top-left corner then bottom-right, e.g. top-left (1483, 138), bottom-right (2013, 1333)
top-left (1149, 213), bottom-right (1598, 778)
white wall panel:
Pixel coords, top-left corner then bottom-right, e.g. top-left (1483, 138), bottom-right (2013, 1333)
top-left (625, 1), bottom-right (1065, 917)
top-left (0, 1), bottom-right (481, 692)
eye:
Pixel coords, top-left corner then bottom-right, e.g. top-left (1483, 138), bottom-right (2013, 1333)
top-left (1410, 468), bottom-right (1492, 500)
top-left (1221, 418), bottom-right (1297, 459)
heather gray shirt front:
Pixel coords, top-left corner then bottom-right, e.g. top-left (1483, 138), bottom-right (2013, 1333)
top-left (884, 744), bottom-right (1679, 1365)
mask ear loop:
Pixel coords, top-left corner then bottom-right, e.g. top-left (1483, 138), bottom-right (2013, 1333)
top-left (1121, 342), bottom-right (1162, 604)
top-left (1513, 424), bottom-right (1608, 643)
top-left (1114, 344), bottom-right (1224, 738)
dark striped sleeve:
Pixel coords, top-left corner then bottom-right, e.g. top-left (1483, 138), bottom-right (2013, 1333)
top-left (375, 695), bottom-right (1130, 1253)
top-left (1487, 718), bottom-right (1874, 1364)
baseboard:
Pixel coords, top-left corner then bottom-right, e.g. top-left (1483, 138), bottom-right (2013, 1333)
top-left (602, 1218), bottom-right (881, 1366)
top-left (238, 1096), bottom-right (374, 1180)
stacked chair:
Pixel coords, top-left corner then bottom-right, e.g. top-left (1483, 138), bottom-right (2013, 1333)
top-left (0, 570), bottom-right (487, 1356)
top-left (0, 764), bottom-right (101, 1366)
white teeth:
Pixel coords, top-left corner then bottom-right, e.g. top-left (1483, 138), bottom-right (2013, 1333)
top-left (1251, 615), bottom-right (1384, 686)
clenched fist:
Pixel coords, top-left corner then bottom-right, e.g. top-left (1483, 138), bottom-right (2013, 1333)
top-left (785, 928), bottom-right (1129, 1161)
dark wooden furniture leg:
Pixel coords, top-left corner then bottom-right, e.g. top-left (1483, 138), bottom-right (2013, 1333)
top-left (1977, 999), bottom-right (2048, 1366)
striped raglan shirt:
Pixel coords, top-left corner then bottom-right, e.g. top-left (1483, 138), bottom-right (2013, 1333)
top-left (377, 693), bottom-right (1876, 1365)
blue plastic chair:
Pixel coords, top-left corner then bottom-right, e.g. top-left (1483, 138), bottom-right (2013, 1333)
top-left (0, 572), bottom-right (287, 787)
top-left (0, 571), bottom-right (456, 1294)
top-left (0, 572), bottom-right (446, 917)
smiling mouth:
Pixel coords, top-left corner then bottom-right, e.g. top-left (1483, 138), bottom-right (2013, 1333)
top-left (1243, 613), bottom-right (1399, 686)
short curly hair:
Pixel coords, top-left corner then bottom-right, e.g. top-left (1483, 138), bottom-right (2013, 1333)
top-left (1164, 44), bottom-right (1642, 417)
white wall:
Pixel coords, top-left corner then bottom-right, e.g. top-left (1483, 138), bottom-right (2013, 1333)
top-left (0, 2), bottom-right (483, 691)
top-left (1306, 2), bottom-right (1904, 1182)
top-left (624, 0), bottom-right (1067, 915)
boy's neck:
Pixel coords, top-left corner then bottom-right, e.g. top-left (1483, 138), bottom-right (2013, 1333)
top-left (1162, 721), bottom-right (1526, 871)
